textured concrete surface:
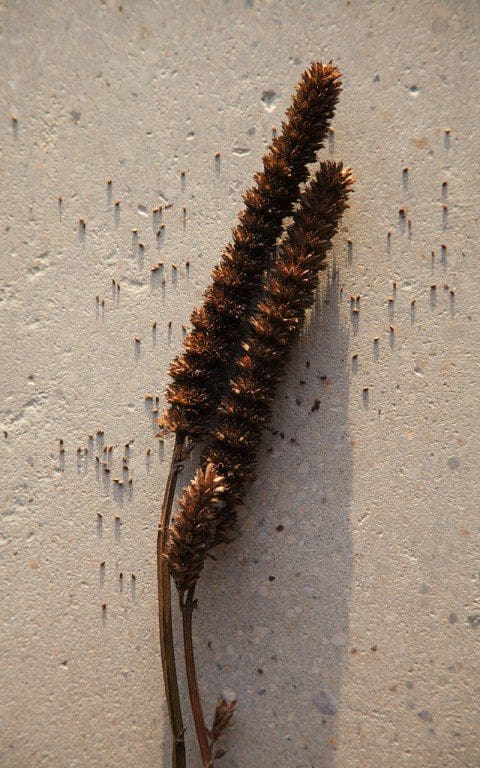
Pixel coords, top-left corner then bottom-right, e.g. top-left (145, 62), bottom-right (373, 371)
top-left (1, 2), bottom-right (479, 767)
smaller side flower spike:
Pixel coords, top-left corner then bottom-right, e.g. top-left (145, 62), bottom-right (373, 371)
top-left (166, 463), bottom-right (226, 594)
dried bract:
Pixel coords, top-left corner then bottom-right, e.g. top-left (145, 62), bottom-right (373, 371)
top-left (209, 695), bottom-right (237, 746)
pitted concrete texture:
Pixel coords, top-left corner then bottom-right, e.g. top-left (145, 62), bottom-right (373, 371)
top-left (1, 2), bottom-right (479, 767)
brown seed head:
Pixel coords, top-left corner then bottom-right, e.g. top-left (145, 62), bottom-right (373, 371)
top-left (164, 62), bottom-right (342, 437)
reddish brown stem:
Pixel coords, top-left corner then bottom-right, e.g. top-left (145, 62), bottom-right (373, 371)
top-left (181, 586), bottom-right (212, 768)
top-left (158, 431), bottom-right (187, 768)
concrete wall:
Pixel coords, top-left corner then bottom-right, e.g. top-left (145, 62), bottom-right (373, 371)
top-left (1, 2), bottom-right (479, 767)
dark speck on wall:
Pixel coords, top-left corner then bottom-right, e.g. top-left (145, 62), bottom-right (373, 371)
top-left (312, 690), bottom-right (337, 716)
top-left (447, 457), bottom-right (461, 470)
top-left (417, 710), bottom-right (433, 723)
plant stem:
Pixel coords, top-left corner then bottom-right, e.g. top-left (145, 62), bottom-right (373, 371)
top-left (181, 586), bottom-right (212, 768)
top-left (158, 431), bottom-right (187, 768)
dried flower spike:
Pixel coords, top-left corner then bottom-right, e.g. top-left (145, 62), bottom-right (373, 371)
top-left (167, 162), bottom-right (354, 593)
top-left (164, 62), bottom-right (342, 437)
top-left (167, 464), bottom-right (225, 592)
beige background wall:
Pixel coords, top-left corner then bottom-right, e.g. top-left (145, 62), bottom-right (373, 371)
top-left (1, 1), bottom-right (479, 766)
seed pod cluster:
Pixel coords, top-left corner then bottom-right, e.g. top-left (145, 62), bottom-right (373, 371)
top-left (164, 62), bottom-right (342, 437)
